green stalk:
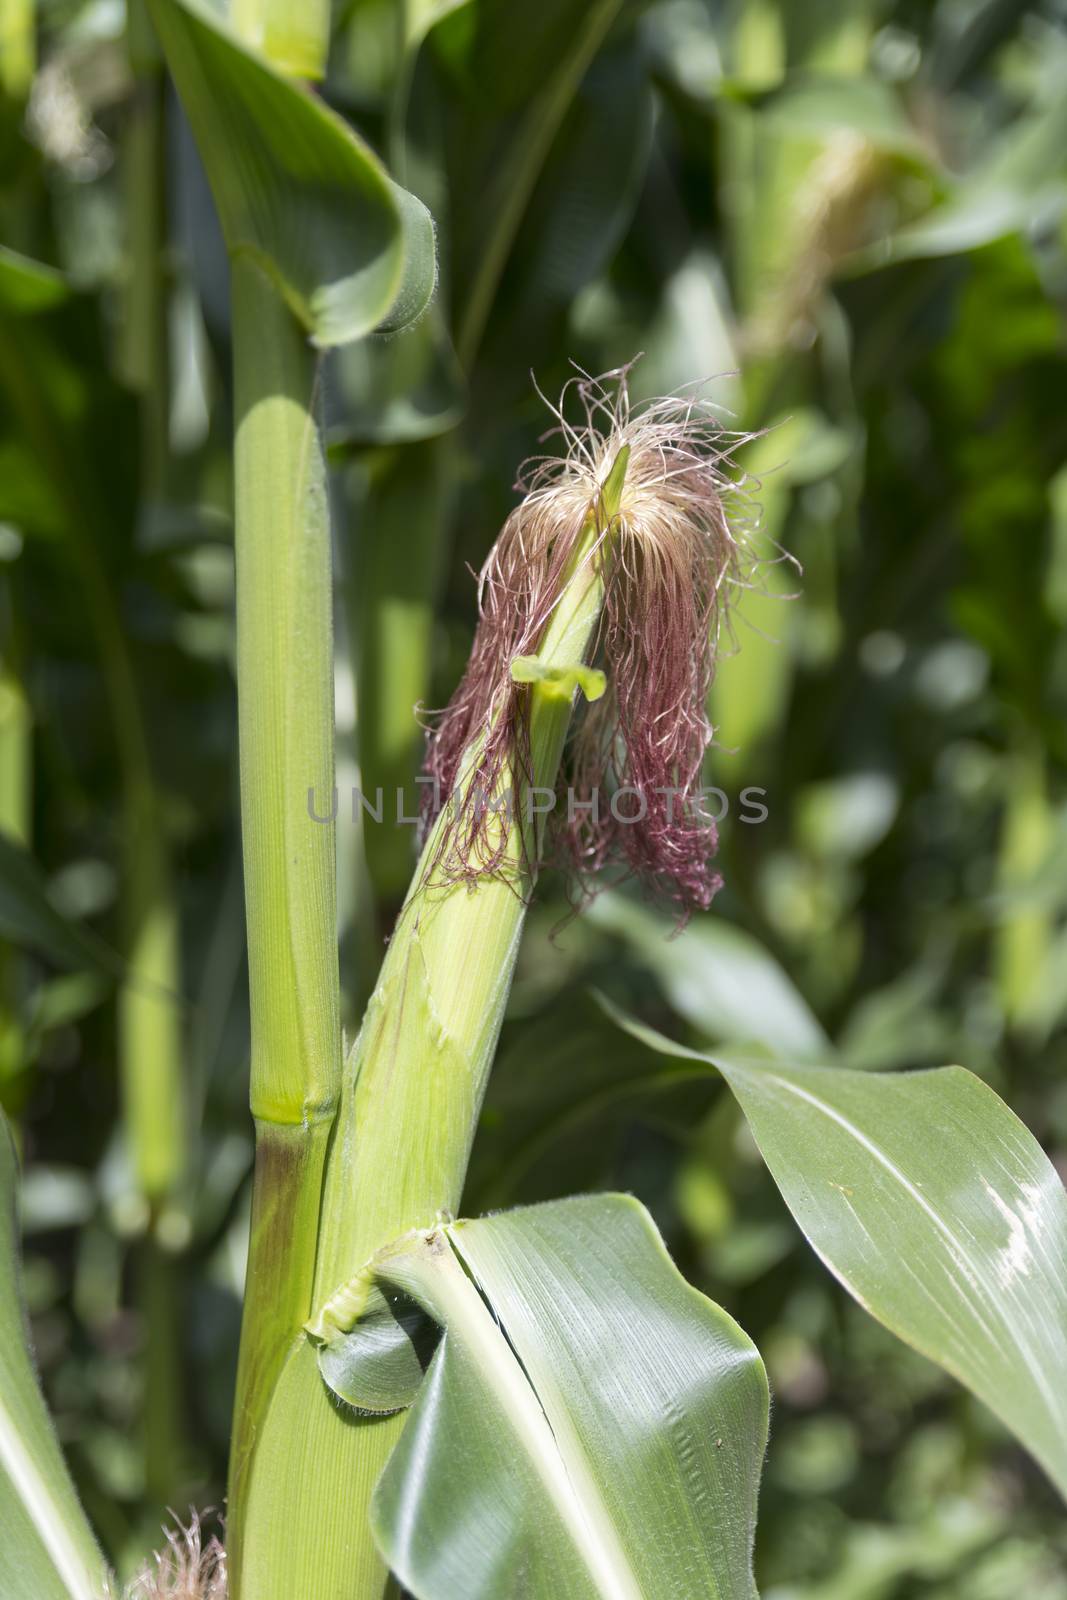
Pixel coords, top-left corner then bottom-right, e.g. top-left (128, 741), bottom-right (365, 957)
top-left (995, 746), bottom-right (1051, 1031)
top-left (225, 254), bottom-right (342, 1580)
top-left (122, 781), bottom-right (188, 1508)
top-left (238, 452), bottom-right (629, 1600)
top-left (123, 792), bottom-right (187, 1508)
top-left (139, 1228), bottom-right (185, 1505)
top-left (119, 797), bottom-right (185, 1212)
top-left (216, 5), bottom-right (343, 1585)
top-left (120, 0), bottom-right (169, 499)
top-left (0, 667), bottom-right (29, 848)
top-left (0, 655), bottom-right (31, 1106)
top-left (351, 440), bottom-right (445, 917)
top-left (117, 8), bottom-right (192, 1506)
top-left (0, 328), bottom-right (189, 1556)
top-left (0, 0), bottom-right (35, 99)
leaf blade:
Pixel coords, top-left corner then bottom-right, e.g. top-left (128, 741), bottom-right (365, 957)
top-left (716, 1055), bottom-right (1067, 1499)
top-left (0, 834), bottom-right (116, 976)
top-left (606, 1007), bottom-right (1067, 1501)
top-left (0, 1116), bottom-right (107, 1600)
top-left (148, 0), bottom-right (435, 346)
top-left (588, 892), bottom-right (829, 1058)
top-left (315, 1194), bottom-right (768, 1600)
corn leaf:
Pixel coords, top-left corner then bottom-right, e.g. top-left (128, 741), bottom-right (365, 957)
top-left (0, 248), bottom-right (69, 313)
top-left (467, 990), bottom-right (720, 1208)
top-left (0, 1114), bottom-right (107, 1600)
top-left (610, 1010), bottom-right (1067, 1501)
top-left (846, 89), bottom-right (1067, 268)
top-left (408, 0), bottom-right (625, 363)
top-left (314, 1194), bottom-right (768, 1600)
top-left (717, 1054), bottom-right (1067, 1500)
top-left (587, 892), bottom-right (829, 1058)
top-left (330, 315), bottom-right (464, 446)
top-left (0, 834), bottom-right (116, 977)
top-left (147, 0), bottom-right (435, 347)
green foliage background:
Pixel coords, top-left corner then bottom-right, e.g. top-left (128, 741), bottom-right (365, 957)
top-left (1, 0), bottom-right (1067, 1592)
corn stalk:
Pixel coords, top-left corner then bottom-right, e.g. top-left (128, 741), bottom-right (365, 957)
top-left (238, 444), bottom-right (628, 1600)
top-left (223, 251), bottom-right (342, 1578)
top-left (217, 4), bottom-right (341, 1582)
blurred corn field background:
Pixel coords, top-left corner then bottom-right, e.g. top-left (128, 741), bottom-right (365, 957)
top-left (2, 0), bottom-right (1067, 1593)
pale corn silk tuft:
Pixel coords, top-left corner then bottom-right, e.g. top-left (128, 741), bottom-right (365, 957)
top-left (118, 1513), bottom-right (227, 1600)
top-left (421, 362), bottom-right (775, 915)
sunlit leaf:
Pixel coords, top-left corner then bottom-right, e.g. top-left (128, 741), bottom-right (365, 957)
top-left (588, 892), bottom-right (829, 1057)
top-left (0, 249), bottom-right (69, 314)
top-left (0, 835), bottom-right (116, 976)
top-left (0, 1114), bottom-right (107, 1600)
top-left (610, 1011), bottom-right (1067, 1501)
top-left (720, 1054), bottom-right (1067, 1498)
top-left (148, 0), bottom-right (436, 346)
top-left (849, 92), bottom-right (1067, 267)
top-left (313, 1194), bottom-right (768, 1600)
top-left (468, 990), bottom-right (718, 1208)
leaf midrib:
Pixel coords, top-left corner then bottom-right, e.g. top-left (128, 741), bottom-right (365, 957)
top-left (411, 1230), bottom-right (645, 1600)
top-left (761, 1070), bottom-right (1067, 1432)
top-left (0, 1381), bottom-right (102, 1600)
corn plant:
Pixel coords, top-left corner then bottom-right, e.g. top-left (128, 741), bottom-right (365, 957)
top-left (1, 2), bottom-right (1067, 1599)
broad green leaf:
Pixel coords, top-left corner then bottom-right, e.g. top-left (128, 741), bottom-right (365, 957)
top-left (0, 1114), bottom-right (107, 1600)
top-left (423, 0), bottom-right (625, 363)
top-left (587, 892), bottom-right (829, 1057)
top-left (147, 0), bottom-right (436, 346)
top-left (508, 45), bottom-right (655, 310)
top-left (468, 990), bottom-right (719, 1208)
top-left (718, 1055), bottom-right (1067, 1500)
top-left (610, 1011), bottom-right (1067, 1501)
top-left (848, 91), bottom-right (1067, 268)
top-left (313, 1194), bottom-right (768, 1600)
top-left (0, 249), bottom-right (69, 314)
top-left (330, 313), bottom-right (464, 445)
top-left (0, 835), bottom-right (116, 976)
top-left (347, 440), bottom-right (452, 903)
top-left (762, 75), bottom-right (925, 158)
